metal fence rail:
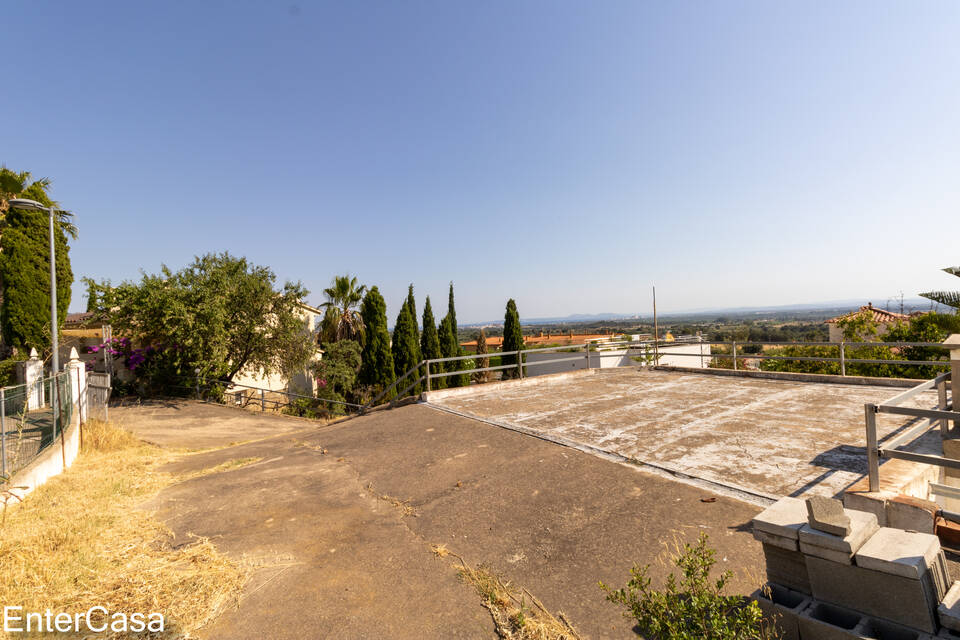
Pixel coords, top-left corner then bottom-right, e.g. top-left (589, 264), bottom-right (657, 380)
top-left (187, 377), bottom-right (363, 415)
top-left (0, 372), bottom-right (73, 478)
top-left (865, 371), bottom-right (954, 493)
top-left (359, 338), bottom-right (954, 411)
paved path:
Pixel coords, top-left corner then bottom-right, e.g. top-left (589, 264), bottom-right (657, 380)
top-left (112, 399), bottom-right (320, 449)
top-left (131, 401), bottom-right (764, 639)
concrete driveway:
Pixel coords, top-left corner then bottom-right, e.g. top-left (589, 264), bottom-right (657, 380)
top-left (131, 401), bottom-right (764, 639)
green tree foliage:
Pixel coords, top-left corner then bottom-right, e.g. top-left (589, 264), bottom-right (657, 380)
top-left (0, 166), bottom-right (78, 238)
top-left (473, 329), bottom-right (490, 384)
top-left (358, 286), bottom-right (396, 398)
top-left (755, 309), bottom-right (956, 380)
top-left (94, 252), bottom-right (313, 390)
top-left (600, 534), bottom-right (772, 640)
top-left (501, 299), bottom-right (524, 379)
top-left (392, 293), bottom-right (421, 395)
top-left (420, 296), bottom-right (444, 389)
top-left (441, 282), bottom-right (469, 387)
top-left (437, 315), bottom-right (455, 385)
top-left (319, 275), bottom-right (367, 344)
top-left (921, 265), bottom-right (960, 311)
top-left (314, 339), bottom-right (362, 412)
top-left (406, 284), bottom-right (420, 348)
top-left (0, 205), bottom-right (73, 354)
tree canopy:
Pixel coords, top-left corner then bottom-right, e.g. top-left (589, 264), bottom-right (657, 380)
top-left (358, 286), bottom-right (395, 397)
top-left (319, 274), bottom-right (367, 344)
top-left (91, 252), bottom-right (314, 388)
top-left (391, 287), bottom-right (421, 394)
top-left (420, 296), bottom-right (443, 389)
top-left (501, 298), bottom-right (524, 378)
top-left (920, 265), bottom-right (960, 311)
top-left (0, 204), bottom-right (73, 354)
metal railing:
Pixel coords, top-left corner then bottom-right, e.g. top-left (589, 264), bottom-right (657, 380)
top-left (673, 339), bottom-right (950, 374)
top-left (358, 338), bottom-right (953, 412)
top-left (188, 377), bottom-right (363, 415)
top-left (864, 371), bottom-right (954, 493)
top-left (0, 372), bottom-right (73, 478)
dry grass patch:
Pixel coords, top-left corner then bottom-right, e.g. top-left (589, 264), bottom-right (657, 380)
top-left (431, 544), bottom-right (582, 640)
top-left (0, 420), bottom-right (248, 638)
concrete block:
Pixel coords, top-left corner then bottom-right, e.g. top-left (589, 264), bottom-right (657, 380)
top-left (845, 490), bottom-right (890, 527)
top-left (798, 601), bottom-right (864, 640)
top-left (855, 527), bottom-right (942, 579)
top-left (856, 528), bottom-right (950, 601)
top-left (938, 581), bottom-right (960, 632)
top-left (751, 583), bottom-right (808, 640)
top-left (753, 496), bottom-right (807, 540)
top-left (762, 543), bottom-right (811, 595)
top-left (753, 527), bottom-right (799, 551)
top-left (888, 495), bottom-right (940, 535)
top-left (808, 495), bottom-right (853, 536)
top-left (856, 616), bottom-right (932, 639)
top-left (799, 508), bottom-right (879, 563)
top-left (806, 555), bottom-right (939, 633)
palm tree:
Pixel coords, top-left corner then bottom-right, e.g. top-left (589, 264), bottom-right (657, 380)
top-left (921, 266), bottom-right (960, 312)
top-left (0, 166), bottom-right (78, 238)
top-left (320, 275), bottom-right (367, 343)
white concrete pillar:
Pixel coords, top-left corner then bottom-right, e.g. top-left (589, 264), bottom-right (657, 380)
top-left (948, 334), bottom-right (960, 411)
top-left (64, 347), bottom-right (86, 422)
top-left (16, 348), bottom-right (44, 410)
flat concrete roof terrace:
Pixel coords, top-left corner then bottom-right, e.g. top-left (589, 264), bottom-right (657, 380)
top-left (427, 368), bottom-right (937, 500)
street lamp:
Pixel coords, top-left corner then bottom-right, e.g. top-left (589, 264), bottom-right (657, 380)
top-left (8, 198), bottom-right (62, 377)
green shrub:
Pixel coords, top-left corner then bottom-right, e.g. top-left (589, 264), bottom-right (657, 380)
top-left (599, 534), bottom-right (775, 639)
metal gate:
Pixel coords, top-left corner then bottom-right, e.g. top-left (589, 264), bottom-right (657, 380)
top-left (87, 373), bottom-right (111, 421)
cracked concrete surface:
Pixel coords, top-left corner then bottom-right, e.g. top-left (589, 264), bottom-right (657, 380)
top-left (429, 368), bottom-right (938, 498)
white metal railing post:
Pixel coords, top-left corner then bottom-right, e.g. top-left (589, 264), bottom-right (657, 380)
top-left (517, 350), bottom-right (524, 379)
top-left (840, 342), bottom-right (846, 376)
top-left (424, 361), bottom-right (431, 392)
top-left (584, 343), bottom-right (590, 370)
top-left (866, 403), bottom-right (880, 492)
top-left (939, 376), bottom-right (949, 437)
top-left (732, 341), bottom-right (738, 371)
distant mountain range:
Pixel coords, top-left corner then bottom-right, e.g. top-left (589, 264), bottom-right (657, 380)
top-left (461, 297), bottom-right (935, 327)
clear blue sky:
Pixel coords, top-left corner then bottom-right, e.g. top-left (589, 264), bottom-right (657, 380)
top-left (3, 1), bottom-right (959, 323)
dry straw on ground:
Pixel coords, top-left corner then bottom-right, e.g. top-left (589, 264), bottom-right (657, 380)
top-left (431, 544), bottom-right (582, 640)
top-left (0, 419), bottom-right (248, 639)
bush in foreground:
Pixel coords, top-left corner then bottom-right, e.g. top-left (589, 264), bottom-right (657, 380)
top-left (600, 533), bottom-right (775, 640)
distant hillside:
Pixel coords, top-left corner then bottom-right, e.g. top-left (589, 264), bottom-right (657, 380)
top-left (461, 297), bottom-right (934, 327)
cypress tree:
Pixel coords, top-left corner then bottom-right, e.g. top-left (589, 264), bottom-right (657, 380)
top-left (405, 284), bottom-right (421, 361)
top-left (447, 282), bottom-right (458, 341)
top-left (358, 286), bottom-right (396, 398)
top-left (473, 328), bottom-right (490, 384)
top-left (0, 206), bottom-right (73, 354)
top-left (501, 298), bottom-right (524, 379)
top-left (392, 300), bottom-right (421, 395)
top-left (444, 282), bottom-right (469, 386)
top-left (420, 296), bottom-right (443, 389)
top-left (438, 315), bottom-right (455, 386)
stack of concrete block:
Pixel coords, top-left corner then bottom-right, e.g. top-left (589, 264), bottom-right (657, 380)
top-left (752, 495), bottom-right (953, 639)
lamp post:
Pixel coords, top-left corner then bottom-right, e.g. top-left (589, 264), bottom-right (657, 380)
top-left (8, 198), bottom-right (61, 376)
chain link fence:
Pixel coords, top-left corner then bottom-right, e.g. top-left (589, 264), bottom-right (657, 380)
top-left (0, 372), bottom-right (73, 478)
